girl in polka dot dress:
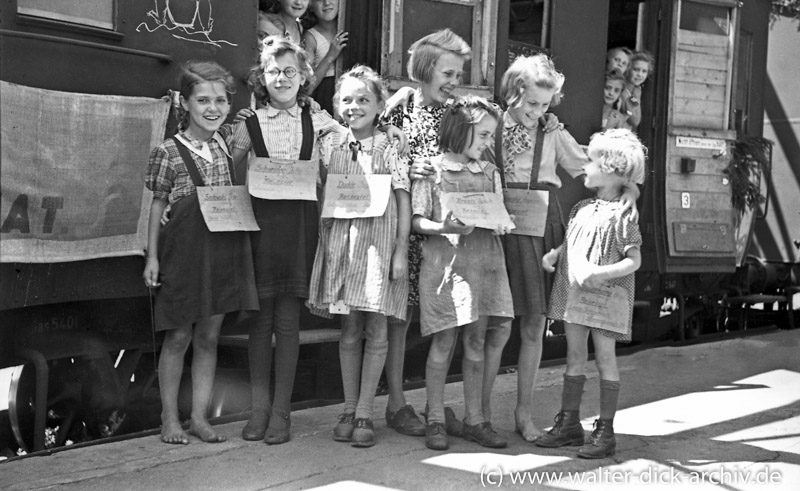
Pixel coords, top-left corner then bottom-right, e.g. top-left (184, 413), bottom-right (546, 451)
top-left (535, 128), bottom-right (645, 459)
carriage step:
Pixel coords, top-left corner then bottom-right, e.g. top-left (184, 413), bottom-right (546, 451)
top-left (217, 328), bottom-right (343, 348)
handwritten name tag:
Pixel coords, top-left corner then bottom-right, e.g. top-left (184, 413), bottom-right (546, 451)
top-left (248, 157), bottom-right (317, 201)
top-left (441, 192), bottom-right (515, 231)
top-left (563, 284), bottom-right (630, 334)
top-left (320, 174), bottom-right (393, 219)
top-left (196, 185), bottom-right (260, 232)
top-left (503, 189), bottom-right (549, 237)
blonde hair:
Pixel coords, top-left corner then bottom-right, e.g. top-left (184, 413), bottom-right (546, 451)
top-left (501, 53), bottom-right (565, 109)
top-left (587, 128), bottom-right (647, 185)
top-left (628, 50), bottom-right (655, 79)
top-left (248, 36), bottom-right (314, 106)
top-left (407, 29), bottom-right (471, 84)
top-left (333, 65), bottom-right (388, 118)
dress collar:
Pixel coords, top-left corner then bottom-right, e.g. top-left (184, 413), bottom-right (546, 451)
top-left (176, 131), bottom-right (230, 161)
top-left (438, 155), bottom-right (485, 174)
top-left (264, 103), bottom-right (301, 119)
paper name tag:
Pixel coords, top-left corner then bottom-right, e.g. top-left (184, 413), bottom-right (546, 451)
top-left (329, 300), bottom-right (350, 314)
top-left (320, 174), bottom-right (393, 219)
top-left (503, 188), bottom-right (549, 237)
top-left (563, 284), bottom-right (630, 334)
top-left (248, 157), bottom-right (318, 201)
top-left (196, 185), bottom-right (260, 232)
top-left (441, 192), bottom-right (515, 231)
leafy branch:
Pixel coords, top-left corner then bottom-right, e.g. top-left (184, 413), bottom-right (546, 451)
top-left (725, 136), bottom-right (772, 217)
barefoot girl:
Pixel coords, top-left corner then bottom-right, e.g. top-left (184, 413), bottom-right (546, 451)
top-left (413, 96), bottom-right (514, 451)
top-left (307, 65), bottom-right (410, 448)
top-left (144, 61), bottom-right (259, 444)
top-left (535, 128), bottom-right (645, 459)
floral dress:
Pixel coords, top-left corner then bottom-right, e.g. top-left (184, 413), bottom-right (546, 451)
top-left (386, 96), bottom-right (449, 307)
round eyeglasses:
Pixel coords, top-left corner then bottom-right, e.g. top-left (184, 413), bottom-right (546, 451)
top-left (265, 67), bottom-right (298, 79)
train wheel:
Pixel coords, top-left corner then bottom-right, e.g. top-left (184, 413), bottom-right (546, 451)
top-left (7, 364), bottom-right (36, 453)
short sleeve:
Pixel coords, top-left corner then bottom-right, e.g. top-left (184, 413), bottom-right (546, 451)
top-left (411, 178), bottom-right (434, 219)
top-left (144, 144), bottom-right (176, 200)
top-left (615, 209), bottom-right (643, 255)
top-left (386, 143), bottom-right (410, 192)
top-left (554, 129), bottom-right (589, 179)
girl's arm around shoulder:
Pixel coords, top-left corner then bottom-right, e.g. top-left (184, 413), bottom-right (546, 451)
top-left (554, 127), bottom-right (590, 179)
top-left (392, 188), bottom-right (411, 280)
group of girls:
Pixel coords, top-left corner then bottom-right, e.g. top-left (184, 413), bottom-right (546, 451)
top-left (144, 13), bottom-right (647, 460)
top-left (602, 46), bottom-right (655, 132)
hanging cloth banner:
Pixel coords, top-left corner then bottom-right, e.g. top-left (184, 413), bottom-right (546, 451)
top-left (0, 81), bottom-right (169, 263)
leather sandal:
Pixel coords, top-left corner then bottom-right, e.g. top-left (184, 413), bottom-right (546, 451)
top-left (264, 411), bottom-right (291, 445)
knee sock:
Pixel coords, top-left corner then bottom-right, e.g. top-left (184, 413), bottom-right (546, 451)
top-left (355, 340), bottom-right (388, 419)
top-left (562, 374), bottom-right (587, 412)
top-left (271, 297), bottom-right (300, 417)
top-left (339, 339), bottom-right (363, 414)
top-left (461, 357), bottom-right (485, 426)
top-left (425, 359), bottom-right (449, 424)
top-left (599, 379), bottom-right (620, 420)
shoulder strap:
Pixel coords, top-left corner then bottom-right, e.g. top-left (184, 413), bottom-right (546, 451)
top-left (299, 105), bottom-right (314, 160)
top-left (172, 136), bottom-right (205, 187)
top-left (245, 115), bottom-right (270, 158)
top-left (494, 123), bottom-right (506, 187)
top-left (527, 123), bottom-right (546, 189)
top-left (216, 137), bottom-right (238, 185)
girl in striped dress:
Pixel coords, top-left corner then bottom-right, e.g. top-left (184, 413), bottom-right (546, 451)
top-left (307, 65), bottom-right (410, 448)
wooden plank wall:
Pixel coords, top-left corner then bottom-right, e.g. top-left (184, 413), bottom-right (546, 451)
top-left (672, 29), bottom-right (729, 129)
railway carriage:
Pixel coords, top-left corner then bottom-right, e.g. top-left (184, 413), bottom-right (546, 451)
top-left (1, 0), bottom-right (796, 456)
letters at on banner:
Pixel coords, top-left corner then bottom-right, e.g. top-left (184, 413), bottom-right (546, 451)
top-left (563, 284), bottom-right (630, 334)
top-left (320, 174), bottom-right (393, 219)
top-left (248, 157), bottom-right (318, 201)
top-left (503, 188), bottom-right (549, 237)
top-left (196, 186), bottom-right (260, 232)
top-left (441, 192), bottom-right (516, 231)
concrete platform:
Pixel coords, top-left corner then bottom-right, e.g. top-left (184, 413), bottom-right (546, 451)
top-left (2, 329), bottom-right (799, 490)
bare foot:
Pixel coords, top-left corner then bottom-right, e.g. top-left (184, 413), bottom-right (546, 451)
top-left (515, 410), bottom-right (544, 442)
top-left (160, 420), bottom-right (189, 445)
top-left (189, 420), bottom-right (227, 443)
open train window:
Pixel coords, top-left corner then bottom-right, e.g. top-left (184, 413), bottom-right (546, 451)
top-left (17, 0), bottom-right (115, 31)
top-left (508, 0), bottom-right (548, 62)
top-left (381, 0), bottom-right (498, 96)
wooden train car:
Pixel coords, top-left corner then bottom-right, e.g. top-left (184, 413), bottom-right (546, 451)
top-left (1, 0), bottom-right (794, 456)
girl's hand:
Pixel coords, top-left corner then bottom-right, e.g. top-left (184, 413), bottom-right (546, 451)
top-left (143, 257), bottom-right (161, 288)
top-left (234, 108), bottom-right (256, 123)
top-left (493, 222), bottom-right (513, 236)
top-left (410, 158), bottom-right (435, 181)
top-left (299, 95), bottom-right (322, 112)
top-left (542, 248), bottom-right (559, 272)
top-left (619, 187), bottom-right (640, 222)
top-left (381, 86), bottom-right (414, 120)
top-left (573, 262), bottom-right (604, 288)
top-left (328, 31), bottom-right (348, 59)
top-left (384, 125), bottom-right (409, 156)
top-left (160, 204), bottom-right (171, 226)
top-left (541, 113), bottom-right (565, 133)
top-left (390, 245), bottom-right (408, 280)
top-left (441, 210), bottom-right (475, 235)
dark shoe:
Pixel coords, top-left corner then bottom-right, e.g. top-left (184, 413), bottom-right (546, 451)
top-left (425, 422), bottom-right (449, 451)
top-left (444, 407), bottom-right (463, 437)
top-left (386, 405), bottom-right (425, 437)
top-left (333, 413), bottom-right (356, 442)
top-left (264, 411), bottom-right (291, 445)
top-left (351, 418), bottom-right (375, 448)
top-left (577, 419), bottom-right (616, 459)
top-left (242, 409), bottom-right (270, 441)
top-left (462, 421), bottom-right (507, 448)
top-left (535, 410), bottom-right (585, 448)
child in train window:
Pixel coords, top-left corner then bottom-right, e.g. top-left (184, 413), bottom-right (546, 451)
top-left (602, 69), bottom-right (628, 131)
top-left (259, 0), bottom-right (309, 47)
top-left (619, 51), bottom-right (655, 133)
top-left (536, 128), bottom-right (645, 459)
top-left (605, 46), bottom-right (632, 74)
top-left (303, 0), bottom-right (348, 114)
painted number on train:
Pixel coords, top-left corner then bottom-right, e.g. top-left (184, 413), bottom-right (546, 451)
top-left (681, 192), bottom-right (691, 209)
top-left (34, 315), bottom-right (79, 334)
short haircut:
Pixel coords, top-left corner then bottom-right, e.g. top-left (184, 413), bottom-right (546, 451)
top-left (587, 128), bottom-right (647, 185)
top-left (501, 53), bottom-right (565, 109)
top-left (629, 50), bottom-right (655, 75)
top-left (333, 65), bottom-right (388, 116)
top-left (177, 61), bottom-right (235, 128)
top-left (407, 28), bottom-right (471, 84)
top-left (248, 36), bottom-right (314, 106)
top-left (438, 95), bottom-right (500, 154)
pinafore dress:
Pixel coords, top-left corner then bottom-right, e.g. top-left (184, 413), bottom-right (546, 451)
top-left (414, 156), bottom-right (514, 335)
top-left (244, 108), bottom-right (318, 299)
top-left (154, 137), bottom-right (259, 331)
